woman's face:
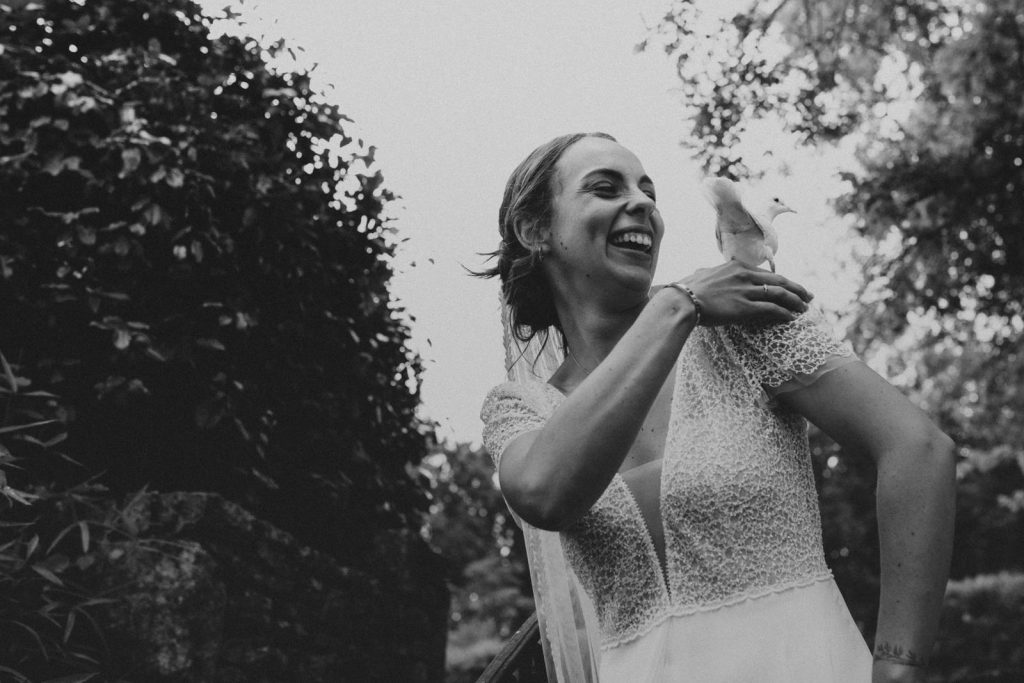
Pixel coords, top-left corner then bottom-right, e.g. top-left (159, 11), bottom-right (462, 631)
top-left (541, 136), bottom-right (663, 303)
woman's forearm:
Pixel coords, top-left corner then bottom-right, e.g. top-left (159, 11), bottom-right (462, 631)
top-left (503, 286), bottom-right (696, 529)
top-left (873, 430), bottom-right (957, 668)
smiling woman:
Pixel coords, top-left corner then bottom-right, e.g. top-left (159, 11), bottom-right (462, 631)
top-left (476, 133), bottom-right (956, 682)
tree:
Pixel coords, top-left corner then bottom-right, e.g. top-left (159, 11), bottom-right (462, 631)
top-left (644, 0), bottom-right (1024, 335)
top-left (0, 0), bottom-right (430, 561)
top-left (423, 442), bottom-right (533, 682)
top-left (645, 1), bottom-right (1024, 670)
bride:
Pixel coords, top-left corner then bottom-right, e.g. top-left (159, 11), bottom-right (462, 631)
top-left (479, 133), bottom-right (955, 682)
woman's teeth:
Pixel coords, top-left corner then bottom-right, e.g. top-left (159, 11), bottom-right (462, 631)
top-left (610, 232), bottom-right (652, 252)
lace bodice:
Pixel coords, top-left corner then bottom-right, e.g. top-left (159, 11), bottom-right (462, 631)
top-left (481, 311), bottom-right (856, 649)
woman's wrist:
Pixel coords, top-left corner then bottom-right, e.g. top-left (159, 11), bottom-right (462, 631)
top-left (871, 658), bottom-right (927, 683)
top-left (663, 281), bottom-right (702, 326)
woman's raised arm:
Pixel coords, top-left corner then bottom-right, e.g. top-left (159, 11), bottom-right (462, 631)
top-left (497, 285), bottom-right (697, 530)
top-left (499, 262), bottom-right (814, 531)
top-left (779, 361), bottom-right (956, 683)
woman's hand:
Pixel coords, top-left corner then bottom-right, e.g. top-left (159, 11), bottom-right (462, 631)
top-left (872, 660), bottom-right (927, 683)
top-left (679, 260), bottom-right (813, 326)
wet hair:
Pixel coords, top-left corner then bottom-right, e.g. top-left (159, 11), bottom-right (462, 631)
top-left (475, 132), bottom-right (617, 344)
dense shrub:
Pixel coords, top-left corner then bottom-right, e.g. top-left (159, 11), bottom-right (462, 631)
top-left (0, 347), bottom-right (160, 681)
top-left (0, 0), bottom-right (430, 561)
top-left (931, 572), bottom-right (1024, 681)
top-left (423, 442), bottom-right (533, 682)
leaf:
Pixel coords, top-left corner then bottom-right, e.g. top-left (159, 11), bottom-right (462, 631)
top-left (26, 534), bottom-right (39, 558)
top-left (62, 610), bottom-right (75, 643)
top-left (1, 486), bottom-right (37, 505)
top-left (144, 203), bottom-right (163, 226)
top-left (43, 674), bottom-right (97, 683)
top-left (195, 338), bottom-right (225, 351)
top-left (47, 523), bottom-right (79, 553)
top-left (76, 225), bottom-right (96, 245)
top-left (113, 329), bottom-right (131, 350)
top-left (0, 419), bottom-right (56, 435)
top-left (119, 148), bottom-right (141, 177)
top-left (0, 665), bottom-right (31, 683)
top-left (32, 564), bottom-right (64, 585)
top-left (79, 521), bottom-right (90, 553)
top-left (0, 349), bottom-right (16, 393)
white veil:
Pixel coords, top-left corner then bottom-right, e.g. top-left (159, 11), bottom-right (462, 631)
top-left (501, 299), bottom-right (601, 682)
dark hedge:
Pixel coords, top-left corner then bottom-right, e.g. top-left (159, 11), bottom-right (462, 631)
top-left (0, 0), bottom-right (431, 562)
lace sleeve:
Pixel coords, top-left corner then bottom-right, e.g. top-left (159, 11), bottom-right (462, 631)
top-left (720, 306), bottom-right (857, 396)
top-left (481, 381), bottom-right (550, 470)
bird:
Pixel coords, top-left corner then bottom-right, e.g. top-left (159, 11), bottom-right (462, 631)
top-left (701, 177), bottom-right (796, 273)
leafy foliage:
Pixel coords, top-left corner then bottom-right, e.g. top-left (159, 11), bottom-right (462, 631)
top-left (645, 0), bottom-right (1024, 676)
top-left (933, 572), bottom-right (1024, 680)
top-left (422, 442), bottom-right (533, 683)
top-left (1, 347), bottom-right (156, 681)
top-left (0, 0), bottom-right (430, 561)
top-left (645, 0), bottom-right (1024, 339)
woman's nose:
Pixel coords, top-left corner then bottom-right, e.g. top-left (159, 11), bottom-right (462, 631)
top-left (626, 188), bottom-right (656, 218)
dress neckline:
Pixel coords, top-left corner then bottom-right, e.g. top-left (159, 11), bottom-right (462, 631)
top-left (538, 375), bottom-right (673, 596)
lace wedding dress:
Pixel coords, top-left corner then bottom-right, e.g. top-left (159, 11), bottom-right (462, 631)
top-left (481, 312), bottom-right (873, 682)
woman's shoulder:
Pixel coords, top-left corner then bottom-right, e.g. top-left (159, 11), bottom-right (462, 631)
top-left (482, 378), bottom-right (562, 411)
top-left (714, 307), bottom-right (856, 391)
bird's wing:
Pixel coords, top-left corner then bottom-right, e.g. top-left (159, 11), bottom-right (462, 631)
top-left (702, 178), bottom-right (765, 238)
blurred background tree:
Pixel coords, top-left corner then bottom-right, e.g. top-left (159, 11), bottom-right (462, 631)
top-left (0, 0), bottom-right (431, 566)
top-left (638, 0), bottom-right (1024, 677)
top-left (422, 442), bottom-right (533, 683)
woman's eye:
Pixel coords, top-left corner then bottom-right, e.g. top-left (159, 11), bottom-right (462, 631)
top-left (592, 184), bottom-right (618, 196)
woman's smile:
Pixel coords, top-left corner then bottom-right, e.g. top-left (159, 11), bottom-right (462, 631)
top-left (544, 136), bottom-right (664, 295)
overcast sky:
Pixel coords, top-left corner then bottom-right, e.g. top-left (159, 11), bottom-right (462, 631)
top-left (206, 1), bottom-right (862, 444)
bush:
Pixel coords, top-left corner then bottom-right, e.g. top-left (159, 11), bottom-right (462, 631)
top-left (422, 443), bottom-right (533, 682)
top-left (0, 0), bottom-right (429, 561)
top-left (0, 347), bottom-right (160, 681)
top-left (931, 572), bottom-right (1024, 682)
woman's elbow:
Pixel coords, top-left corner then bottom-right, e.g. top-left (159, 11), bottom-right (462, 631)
top-left (879, 423), bottom-right (956, 482)
top-left (917, 426), bottom-right (956, 475)
top-left (500, 470), bottom-right (577, 532)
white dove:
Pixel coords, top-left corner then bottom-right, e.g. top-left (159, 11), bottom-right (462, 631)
top-left (701, 177), bottom-right (796, 273)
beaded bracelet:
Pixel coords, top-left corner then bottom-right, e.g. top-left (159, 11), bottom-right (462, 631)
top-left (666, 282), bottom-right (703, 326)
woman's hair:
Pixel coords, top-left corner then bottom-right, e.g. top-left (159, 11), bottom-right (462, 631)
top-left (476, 131), bottom-right (617, 343)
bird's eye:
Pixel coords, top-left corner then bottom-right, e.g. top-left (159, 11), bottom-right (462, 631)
top-left (772, 197), bottom-right (780, 202)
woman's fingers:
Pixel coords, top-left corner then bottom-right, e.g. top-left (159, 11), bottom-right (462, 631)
top-left (752, 271), bottom-right (814, 303)
top-left (747, 301), bottom-right (802, 324)
top-left (758, 284), bottom-right (809, 314)
top-left (679, 261), bottom-right (813, 326)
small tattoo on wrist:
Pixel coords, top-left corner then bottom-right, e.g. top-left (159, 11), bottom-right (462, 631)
top-left (873, 641), bottom-right (929, 667)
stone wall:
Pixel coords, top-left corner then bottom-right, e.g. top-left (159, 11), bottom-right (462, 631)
top-left (97, 492), bottom-right (448, 682)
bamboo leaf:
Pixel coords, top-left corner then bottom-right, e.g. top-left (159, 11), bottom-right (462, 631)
top-left (0, 350), bottom-right (16, 393)
top-left (79, 520), bottom-right (91, 553)
top-left (44, 675), bottom-right (97, 683)
top-left (31, 564), bottom-right (64, 585)
top-left (0, 419), bottom-right (56, 435)
top-left (62, 610), bottom-right (76, 643)
top-left (0, 665), bottom-right (32, 683)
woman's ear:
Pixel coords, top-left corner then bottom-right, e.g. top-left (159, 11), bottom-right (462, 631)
top-left (513, 216), bottom-right (549, 254)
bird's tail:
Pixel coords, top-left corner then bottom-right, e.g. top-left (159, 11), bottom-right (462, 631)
top-left (700, 177), bottom-right (742, 211)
